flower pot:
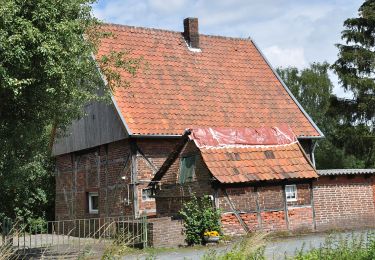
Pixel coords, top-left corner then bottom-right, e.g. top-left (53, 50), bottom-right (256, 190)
top-left (204, 235), bottom-right (220, 243)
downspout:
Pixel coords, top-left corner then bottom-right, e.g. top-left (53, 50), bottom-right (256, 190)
top-left (311, 141), bottom-right (318, 167)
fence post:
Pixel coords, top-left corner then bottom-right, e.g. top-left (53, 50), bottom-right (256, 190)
top-left (142, 216), bottom-right (148, 248)
top-left (2, 217), bottom-right (13, 247)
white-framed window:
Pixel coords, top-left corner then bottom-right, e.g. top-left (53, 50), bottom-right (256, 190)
top-left (142, 188), bottom-right (154, 202)
top-left (88, 192), bottom-right (99, 214)
top-left (285, 185), bottom-right (297, 202)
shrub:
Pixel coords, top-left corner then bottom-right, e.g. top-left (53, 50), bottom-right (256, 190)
top-left (179, 195), bottom-right (221, 245)
top-left (27, 217), bottom-right (48, 234)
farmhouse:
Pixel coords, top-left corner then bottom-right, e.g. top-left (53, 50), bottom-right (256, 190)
top-left (52, 18), bottom-right (375, 246)
top-left (53, 18), bottom-right (323, 222)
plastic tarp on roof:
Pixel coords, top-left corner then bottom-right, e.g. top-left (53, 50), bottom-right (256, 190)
top-left (189, 124), bottom-right (297, 148)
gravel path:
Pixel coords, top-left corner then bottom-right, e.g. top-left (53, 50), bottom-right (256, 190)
top-left (124, 229), bottom-right (374, 260)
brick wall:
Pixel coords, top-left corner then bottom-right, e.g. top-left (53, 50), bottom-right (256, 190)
top-left (313, 175), bottom-right (375, 231)
top-left (147, 217), bottom-right (186, 247)
top-left (218, 183), bottom-right (313, 235)
top-left (55, 138), bottom-right (179, 220)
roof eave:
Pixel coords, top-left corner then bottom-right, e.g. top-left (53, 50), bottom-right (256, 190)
top-left (297, 136), bottom-right (325, 139)
top-left (130, 134), bottom-right (183, 139)
top-left (249, 38), bottom-right (325, 139)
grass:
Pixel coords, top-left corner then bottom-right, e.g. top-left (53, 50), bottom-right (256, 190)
top-left (202, 232), bottom-right (267, 260)
top-left (291, 232), bottom-right (375, 260)
top-left (199, 231), bottom-right (375, 260)
top-left (0, 239), bottom-right (15, 260)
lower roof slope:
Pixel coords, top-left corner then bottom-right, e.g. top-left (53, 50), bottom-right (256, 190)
top-left (97, 24), bottom-right (322, 138)
top-left (201, 143), bottom-right (317, 183)
top-left (151, 126), bottom-right (318, 185)
top-left (192, 127), bottom-right (318, 183)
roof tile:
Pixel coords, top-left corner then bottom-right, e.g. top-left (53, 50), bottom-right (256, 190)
top-left (97, 24), bottom-right (321, 137)
top-left (199, 142), bottom-right (317, 183)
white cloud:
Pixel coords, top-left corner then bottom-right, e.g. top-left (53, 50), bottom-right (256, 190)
top-left (263, 46), bottom-right (307, 69)
top-left (147, 0), bottom-right (189, 13)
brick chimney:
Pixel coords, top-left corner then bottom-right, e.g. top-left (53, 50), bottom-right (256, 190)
top-left (183, 17), bottom-right (199, 49)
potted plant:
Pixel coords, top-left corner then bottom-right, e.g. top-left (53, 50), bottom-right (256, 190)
top-left (203, 230), bottom-right (220, 243)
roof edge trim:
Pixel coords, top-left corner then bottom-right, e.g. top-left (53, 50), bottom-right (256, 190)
top-left (130, 134), bottom-right (182, 139)
top-left (249, 38), bottom-right (325, 138)
top-left (298, 136), bottom-right (325, 140)
top-left (149, 130), bottom-right (191, 185)
top-left (92, 53), bottom-right (133, 136)
top-left (111, 96), bottom-right (133, 135)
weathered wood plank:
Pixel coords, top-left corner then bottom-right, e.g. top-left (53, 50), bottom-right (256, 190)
top-left (52, 101), bottom-right (128, 156)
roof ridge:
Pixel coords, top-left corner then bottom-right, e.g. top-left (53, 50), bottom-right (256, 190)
top-left (101, 22), bottom-right (252, 42)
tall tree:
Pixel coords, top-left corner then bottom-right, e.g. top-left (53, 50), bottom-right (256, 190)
top-left (277, 63), bottom-right (367, 169)
top-left (332, 0), bottom-right (375, 167)
top-left (333, 0), bottom-right (375, 123)
top-left (0, 0), bottom-right (141, 220)
top-left (276, 62), bottom-right (333, 128)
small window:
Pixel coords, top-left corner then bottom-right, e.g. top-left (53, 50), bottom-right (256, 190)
top-left (179, 155), bottom-right (196, 184)
top-left (88, 192), bottom-right (99, 214)
top-left (142, 188), bottom-right (154, 201)
top-left (285, 185), bottom-right (297, 202)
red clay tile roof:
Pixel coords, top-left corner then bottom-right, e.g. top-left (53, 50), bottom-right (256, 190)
top-left (200, 143), bottom-right (318, 183)
top-left (192, 127), bottom-right (318, 183)
top-left (97, 23), bottom-right (322, 137)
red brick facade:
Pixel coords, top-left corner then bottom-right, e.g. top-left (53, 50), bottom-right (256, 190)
top-left (313, 175), bottom-right (375, 231)
top-left (55, 138), bottom-right (178, 220)
top-left (218, 184), bottom-right (314, 235)
top-left (55, 136), bottom-right (375, 242)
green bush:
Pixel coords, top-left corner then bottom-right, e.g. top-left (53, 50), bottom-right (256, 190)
top-left (27, 217), bottom-right (48, 234)
top-left (179, 195), bottom-right (221, 245)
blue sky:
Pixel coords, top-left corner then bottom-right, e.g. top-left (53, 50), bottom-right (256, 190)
top-left (93, 0), bottom-right (363, 97)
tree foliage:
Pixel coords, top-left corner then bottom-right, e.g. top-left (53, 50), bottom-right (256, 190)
top-left (277, 63), bottom-right (369, 169)
top-left (0, 0), bottom-right (141, 219)
top-left (332, 0), bottom-right (375, 125)
top-left (327, 0), bottom-right (375, 168)
top-left (276, 62), bottom-right (333, 128)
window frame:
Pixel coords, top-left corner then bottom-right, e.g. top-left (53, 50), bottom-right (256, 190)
top-left (285, 184), bottom-right (297, 202)
top-left (142, 188), bottom-right (155, 202)
top-left (178, 155), bottom-right (197, 184)
top-left (88, 192), bottom-right (99, 214)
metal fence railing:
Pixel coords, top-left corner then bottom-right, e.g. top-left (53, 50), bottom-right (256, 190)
top-left (0, 216), bottom-right (148, 257)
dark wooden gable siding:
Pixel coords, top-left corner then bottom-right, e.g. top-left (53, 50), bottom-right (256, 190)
top-left (52, 100), bottom-right (128, 156)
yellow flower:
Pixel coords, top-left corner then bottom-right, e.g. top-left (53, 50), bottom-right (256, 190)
top-left (204, 230), bottom-right (219, 237)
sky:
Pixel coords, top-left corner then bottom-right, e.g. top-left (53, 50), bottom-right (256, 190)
top-left (93, 0), bottom-right (363, 98)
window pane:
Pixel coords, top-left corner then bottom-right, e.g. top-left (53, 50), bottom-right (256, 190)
top-left (91, 195), bottom-right (98, 210)
top-left (142, 188), bottom-right (154, 201)
top-left (285, 185), bottom-right (297, 201)
top-left (179, 156), bottom-right (196, 184)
